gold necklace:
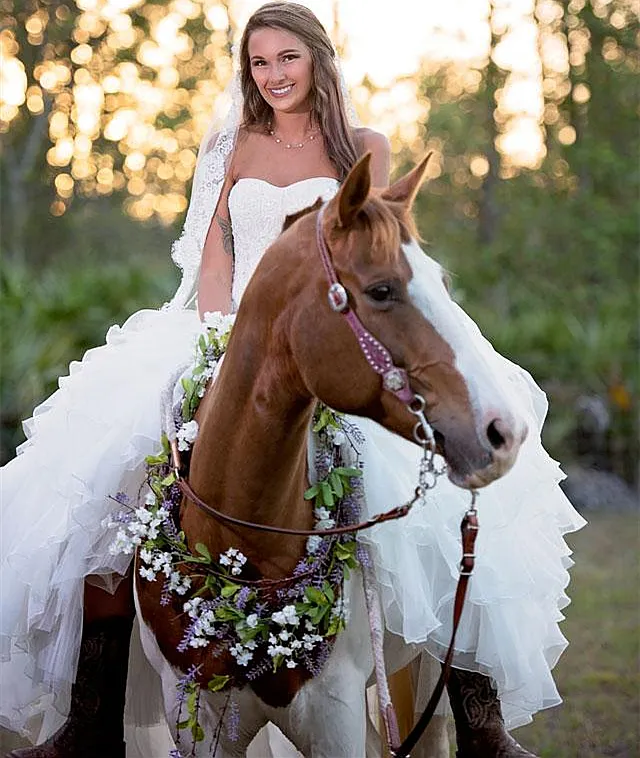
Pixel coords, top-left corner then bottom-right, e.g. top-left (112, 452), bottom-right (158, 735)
top-left (267, 121), bottom-right (319, 149)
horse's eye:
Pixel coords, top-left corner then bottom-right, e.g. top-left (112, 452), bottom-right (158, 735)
top-left (366, 284), bottom-right (394, 303)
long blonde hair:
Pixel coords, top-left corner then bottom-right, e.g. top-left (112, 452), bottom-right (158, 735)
top-left (239, 2), bottom-right (359, 180)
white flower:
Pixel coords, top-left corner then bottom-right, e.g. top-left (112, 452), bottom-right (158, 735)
top-left (139, 548), bottom-right (154, 564)
top-left (314, 507), bottom-right (331, 521)
top-left (246, 613), bottom-right (259, 629)
top-left (134, 507), bottom-right (153, 524)
top-left (286, 660), bottom-right (298, 669)
top-left (219, 548), bottom-right (247, 575)
top-left (316, 518), bottom-right (336, 531)
top-left (128, 521), bottom-right (149, 538)
top-left (333, 431), bottom-right (346, 447)
top-left (109, 528), bottom-right (135, 555)
top-left (281, 605), bottom-right (299, 625)
top-left (144, 491), bottom-right (157, 505)
top-left (139, 566), bottom-right (156, 582)
top-left (183, 597), bottom-right (202, 618)
top-left (279, 630), bottom-right (290, 641)
top-left (202, 311), bottom-right (235, 336)
top-left (306, 535), bottom-right (323, 554)
top-left (177, 420), bottom-right (199, 452)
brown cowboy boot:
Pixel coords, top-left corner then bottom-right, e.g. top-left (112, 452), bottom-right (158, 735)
top-left (447, 668), bottom-right (538, 758)
top-left (6, 616), bottom-right (133, 758)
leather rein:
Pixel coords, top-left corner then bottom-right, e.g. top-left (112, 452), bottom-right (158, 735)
top-left (173, 203), bottom-right (479, 757)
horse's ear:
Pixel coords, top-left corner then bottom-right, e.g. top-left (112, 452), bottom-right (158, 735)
top-left (336, 152), bottom-right (372, 228)
top-left (381, 152), bottom-right (432, 208)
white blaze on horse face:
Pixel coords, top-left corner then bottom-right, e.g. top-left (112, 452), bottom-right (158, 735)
top-left (402, 240), bottom-right (526, 450)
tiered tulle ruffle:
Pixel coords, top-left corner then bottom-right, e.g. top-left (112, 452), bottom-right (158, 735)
top-left (0, 307), bottom-right (201, 742)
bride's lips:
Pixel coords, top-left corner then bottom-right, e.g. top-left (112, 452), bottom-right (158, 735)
top-left (268, 84), bottom-right (295, 98)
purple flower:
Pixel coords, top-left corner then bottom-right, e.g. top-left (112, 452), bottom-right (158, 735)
top-left (161, 581), bottom-right (172, 606)
top-left (235, 586), bottom-right (250, 610)
top-left (114, 491), bottom-right (131, 505)
top-left (226, 698), bottom-right (240, 742)
top-left (356, 543), bottom-right (371, 567)
top-left (177, 621), bottom-right (198, 653)
top-left (169, 749), bottom-right (184, 758)
top-left (175, 664), bottom-right (200, 706)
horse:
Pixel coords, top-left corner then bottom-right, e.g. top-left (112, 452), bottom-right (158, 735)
top-left (134, 153), bottom-right (528, 757)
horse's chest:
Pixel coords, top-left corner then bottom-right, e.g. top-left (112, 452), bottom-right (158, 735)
top-left (135, 564), bottom-right (316, 707)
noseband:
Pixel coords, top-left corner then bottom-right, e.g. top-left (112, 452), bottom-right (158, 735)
top-left (315, 203), bottom-right (435, 448)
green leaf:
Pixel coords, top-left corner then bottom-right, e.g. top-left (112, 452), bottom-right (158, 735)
top-left (320, 480), bottom-right (334, 507)
top-left (303, 484), bottom-right (319, 500)
top-left (186, 689), bottom-right (198, 712)
top-left (192, 723), bottom-right (205, 742)
top-left (160, 472), bottom-right (176, 487)
top-left (323, 581), bottom-right (335, 604)
top-left (194, 543), bottom-right (211, 561)
top-left (329, 471), bottom-right (343, 498)
top-left (333, 466), bottom-right (362, 478)
top-left (305, 586), bottom-right (327, 605)
top-left (198, 334), bottom-right (207, 354)
top-left (221, 582), bottom-right (241, 598)
top-left (207, 675), bottom-right (230, 692)
top-left (177, 719), bottom-right (190, 730)
top-left (145, 453), bottom-right (168, 466)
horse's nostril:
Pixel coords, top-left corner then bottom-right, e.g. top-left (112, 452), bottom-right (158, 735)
top-left (487, 419), bottom-right (508, 450)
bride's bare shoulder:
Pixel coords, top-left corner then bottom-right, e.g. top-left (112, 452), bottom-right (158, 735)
top-left (352, 127), bottom-right (390, 158)
top-left (352, 127), bottom-right (391, 186)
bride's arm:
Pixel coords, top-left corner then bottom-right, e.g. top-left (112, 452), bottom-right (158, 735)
top-left (197, 173), bottom-right (235, 318)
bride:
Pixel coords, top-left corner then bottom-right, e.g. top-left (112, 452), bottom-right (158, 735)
top-left (1, 3), bottom-right (585, 757)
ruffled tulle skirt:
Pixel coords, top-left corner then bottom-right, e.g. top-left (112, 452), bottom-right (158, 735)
top-left (0, 305), bottom-right (585, 743)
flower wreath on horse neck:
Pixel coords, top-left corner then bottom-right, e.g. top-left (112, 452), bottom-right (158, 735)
top-left (107, 312), bottom-right (370, 735)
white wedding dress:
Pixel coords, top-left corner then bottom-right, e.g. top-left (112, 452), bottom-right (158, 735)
top-left (0, 176), bottom-right (585, 746)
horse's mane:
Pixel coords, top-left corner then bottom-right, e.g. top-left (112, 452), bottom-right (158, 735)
top-left (281, 194), bottom-right (419, 260)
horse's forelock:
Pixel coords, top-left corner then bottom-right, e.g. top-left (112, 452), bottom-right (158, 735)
top-left (353, 196), bottom-right (418, 265)
top-left (281, 192), bottom-right (418, 265)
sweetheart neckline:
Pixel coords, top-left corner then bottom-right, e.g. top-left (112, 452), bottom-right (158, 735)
top-left (231, 176), bottom-right (339, 193)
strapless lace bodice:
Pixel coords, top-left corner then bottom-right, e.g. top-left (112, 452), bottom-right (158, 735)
top-left (229, 176), bottom-right (339, 306)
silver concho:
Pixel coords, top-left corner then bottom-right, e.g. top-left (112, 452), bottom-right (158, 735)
top-left (383, 368), bottom-right (407, 392)
top-left (328, 282), bottom-right (349, 313)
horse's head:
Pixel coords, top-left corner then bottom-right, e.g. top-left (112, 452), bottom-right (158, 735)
top-left (285, 154), bottom-right (528, 489)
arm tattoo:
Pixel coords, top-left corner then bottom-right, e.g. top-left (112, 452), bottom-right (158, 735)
top-left (217, 215), bottom-right (234, 257)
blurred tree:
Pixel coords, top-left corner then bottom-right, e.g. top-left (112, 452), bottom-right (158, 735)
top-left (0, 0), bottom-right (234, 264)
top-left (407, 0), bottom-right (638, 482)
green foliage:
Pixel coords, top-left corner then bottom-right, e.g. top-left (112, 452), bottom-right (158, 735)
top-left (0, 254), bottom-right (176, 462)
top-left (404, 3), bottom-right (639, 483)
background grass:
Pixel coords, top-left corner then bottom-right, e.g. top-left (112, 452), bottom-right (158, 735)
top-left (507, 512), bottom-right (639, 758)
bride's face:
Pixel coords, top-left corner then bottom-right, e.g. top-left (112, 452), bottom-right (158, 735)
top-left (248, 27), bottom-right (314, 115)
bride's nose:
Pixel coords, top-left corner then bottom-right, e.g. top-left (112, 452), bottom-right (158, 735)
top-left (270, 62), bottom-right (286, 83)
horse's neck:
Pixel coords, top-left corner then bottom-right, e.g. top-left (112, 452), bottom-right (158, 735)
top-left (182, 319), bottom-right (315, 578)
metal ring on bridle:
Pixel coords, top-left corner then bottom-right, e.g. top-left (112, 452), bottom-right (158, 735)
top-left (407, 394), bottom-right (436, 448)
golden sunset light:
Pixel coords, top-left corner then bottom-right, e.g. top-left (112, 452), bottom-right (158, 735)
top-left (1, 0), bottom-right (637, 221)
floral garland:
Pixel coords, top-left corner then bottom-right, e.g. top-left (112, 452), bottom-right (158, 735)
top-left (108, 312), bottom-right (366, 756)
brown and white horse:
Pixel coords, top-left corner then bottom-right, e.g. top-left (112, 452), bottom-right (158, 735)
top-left (135, 154), bottom-right (527, 757)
